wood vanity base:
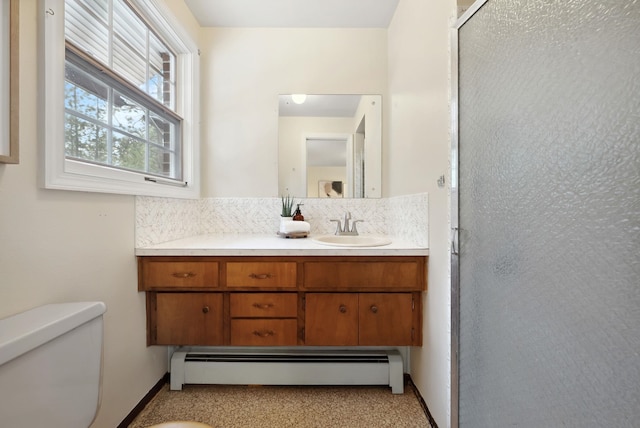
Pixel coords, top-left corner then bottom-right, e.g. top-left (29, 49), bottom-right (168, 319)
top-left (138, 256), bottom-right (427, 347)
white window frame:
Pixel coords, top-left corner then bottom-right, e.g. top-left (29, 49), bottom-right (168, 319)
top-left (39, 0), bottom-right (200, 198)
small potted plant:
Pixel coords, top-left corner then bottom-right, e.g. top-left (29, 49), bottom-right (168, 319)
top-left (281, 194), bottom-right (296, 218)
top-left (280, 195), bottom-right (296, 233)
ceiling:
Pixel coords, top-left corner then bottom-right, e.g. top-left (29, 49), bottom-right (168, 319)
top-left (183, 0), bottom-right (400, 28)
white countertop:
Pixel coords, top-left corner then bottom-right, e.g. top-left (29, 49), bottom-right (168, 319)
top-left (135, 234), bottom-right (429, 257)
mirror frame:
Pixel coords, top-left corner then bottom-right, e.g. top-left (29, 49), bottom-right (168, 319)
top-left (0, 0), bottom-right (18, 164)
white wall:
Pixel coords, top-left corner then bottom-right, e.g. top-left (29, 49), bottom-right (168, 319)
top-left (199, 27), bottom-right (388, 197)
top-left (387, 0), bottom-right (456, 427)
top-left (0, 1), bottom-right (198, 427)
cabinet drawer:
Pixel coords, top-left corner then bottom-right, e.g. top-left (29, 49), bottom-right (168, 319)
top-left (230, 319), bottom-right (297, 346)
top-left (141, 261), bottom-right (219, 289)
top-left (226, 262), bottom-right (297, 288)
top-left (230, 293), bottom-right (297, 318)
top-left (303, 261), bottom-right (421, 289)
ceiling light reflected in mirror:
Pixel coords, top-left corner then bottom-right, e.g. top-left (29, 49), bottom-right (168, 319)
top-left (291, 94), bottom-right (307, 104)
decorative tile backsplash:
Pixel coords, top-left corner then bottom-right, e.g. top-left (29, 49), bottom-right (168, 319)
top-left (135, 196), bottom-right (201, 247)
top-left (387, 193), bottom-right (429, 247)
top-left (135, 193), bottom-right (428, 248)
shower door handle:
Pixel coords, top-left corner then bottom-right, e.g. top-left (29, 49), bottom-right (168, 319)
top-left (451, 227), bottom-right (459, 256)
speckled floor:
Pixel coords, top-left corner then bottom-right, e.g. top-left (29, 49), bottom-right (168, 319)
top-left (128, 383), bottom-right (432, 428)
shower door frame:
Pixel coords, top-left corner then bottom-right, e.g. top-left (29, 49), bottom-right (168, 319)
top-left (450, 2), bottom-right (489, 428)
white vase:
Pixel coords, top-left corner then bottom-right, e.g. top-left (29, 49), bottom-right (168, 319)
top-left (279, 216), bottom-right (293, 233)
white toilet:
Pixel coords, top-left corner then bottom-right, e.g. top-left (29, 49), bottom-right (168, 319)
top-left (0, 302), bottom-right (107, 428)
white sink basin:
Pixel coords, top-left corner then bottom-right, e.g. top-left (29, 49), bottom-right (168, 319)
top-left (311, 235), bottom-right (392, 247)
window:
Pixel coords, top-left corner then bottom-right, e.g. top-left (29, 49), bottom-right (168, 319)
top-left (40, 0), bottom-right (200, 198)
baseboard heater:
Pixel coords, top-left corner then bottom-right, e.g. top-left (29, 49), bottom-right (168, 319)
top-left (170, 349), bottom-right (404, 394)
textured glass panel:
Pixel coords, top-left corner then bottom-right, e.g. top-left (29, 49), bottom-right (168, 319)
top-left (458, 0), bottom-right (640, 427)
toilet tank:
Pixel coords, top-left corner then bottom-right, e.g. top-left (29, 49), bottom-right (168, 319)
top-left (0, 302), bottom-right (107, 428)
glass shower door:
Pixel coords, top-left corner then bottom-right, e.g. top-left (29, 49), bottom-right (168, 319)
top-left (455, 0), bottom-right (640, 426)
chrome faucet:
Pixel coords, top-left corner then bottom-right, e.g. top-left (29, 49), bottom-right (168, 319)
top-left (330, 211), bottom-right (363, 236)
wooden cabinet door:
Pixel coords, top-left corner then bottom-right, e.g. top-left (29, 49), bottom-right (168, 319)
top-left (155, 293), bottom-right (223, 345)
top-left (305, 293), bottom-right (358, 345)
top-left (358, 293), bottom-right (413, 345)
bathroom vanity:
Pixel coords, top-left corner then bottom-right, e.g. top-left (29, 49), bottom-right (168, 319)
top-left (136, 235), bottom-right (428, 348)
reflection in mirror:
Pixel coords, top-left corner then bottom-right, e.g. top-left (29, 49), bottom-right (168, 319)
top-left (278, 94), bottom-right (382, 199)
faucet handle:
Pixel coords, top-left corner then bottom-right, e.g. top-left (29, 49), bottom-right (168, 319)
top-left (350, 219), bottom-right (364, 234)
top-left (330, 219), bottom-right (342, 235)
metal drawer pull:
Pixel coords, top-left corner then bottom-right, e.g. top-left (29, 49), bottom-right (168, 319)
top-left (253, 330), bottom-right (275, 337)
top-left (202, 306), bottom-right (210, 314)
top-left (339, 305), bottom-right (347, 313)
top-left (370, 305), bottom-right (378, 314)
top-left (172, 272), bottom-right (196, 278)
top-left (252, 303), bottom-right (274, 309)
top-left (249, 273), bottom-right (272, 279)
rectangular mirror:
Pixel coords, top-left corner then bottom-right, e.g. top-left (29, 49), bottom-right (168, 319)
top-left (278, 94), bottom-right (381, 198)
